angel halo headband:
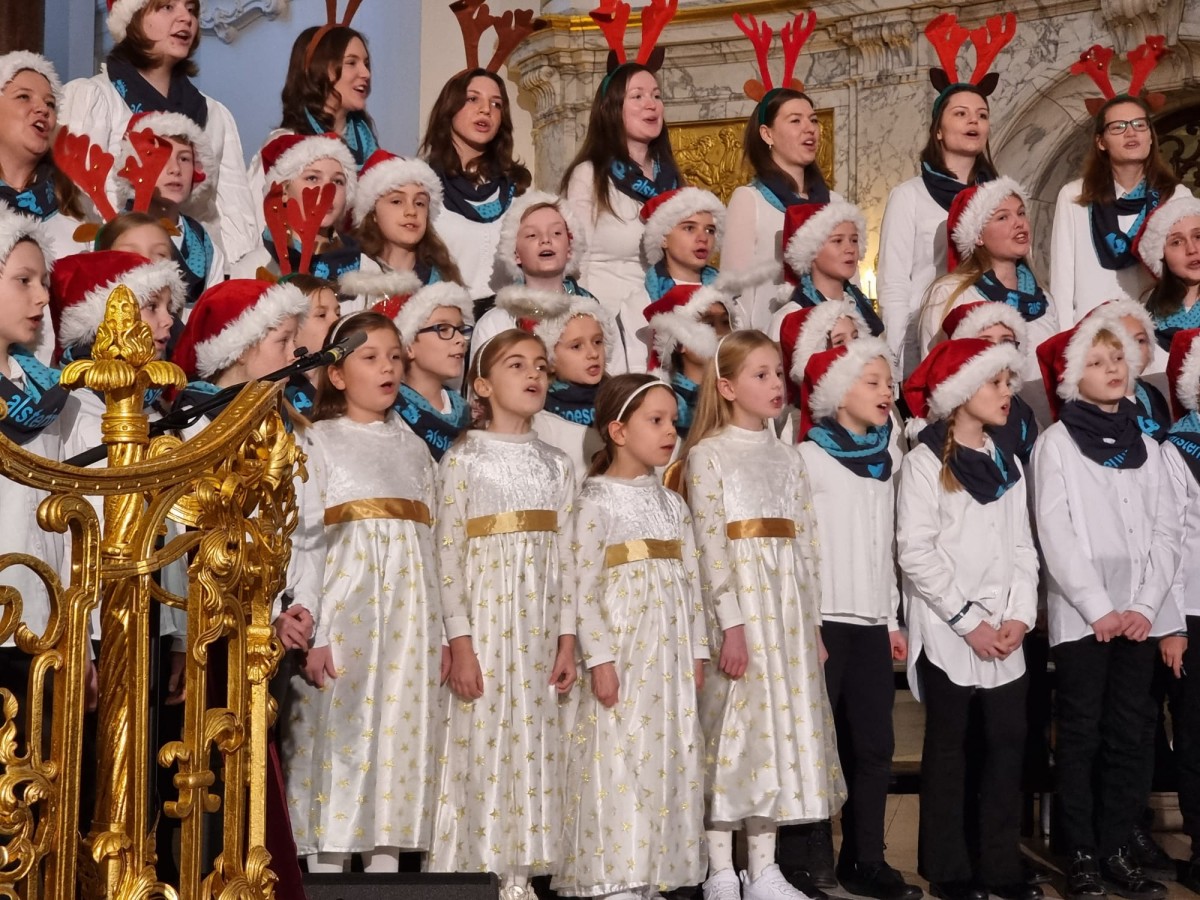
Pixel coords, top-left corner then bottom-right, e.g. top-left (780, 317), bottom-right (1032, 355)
top-left (617, 379), bottom-right (672, 421)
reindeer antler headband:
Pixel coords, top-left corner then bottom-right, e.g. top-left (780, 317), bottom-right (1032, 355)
top-left (304, 0), bottom-right (366, 68)
top-left (924, 12), bottom-right (1017, 120)
top-left (731, 11), bottom-right (818, 125)
top-left (590, 0), bottom-right (679, 95)
top-left (450, 0), bottom-right (546, 74)
top-left (1070, 35), bottom-right (1169, 118)
top-left (262, 180), bottom-right (336, 281)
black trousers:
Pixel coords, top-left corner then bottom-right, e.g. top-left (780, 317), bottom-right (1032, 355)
top-left (1052, 634), bottom-right (1158, 856)
top-left (1173, 616), bottom-right (1200, 852)
top-left (917, 654), bottom-right (1027, 886)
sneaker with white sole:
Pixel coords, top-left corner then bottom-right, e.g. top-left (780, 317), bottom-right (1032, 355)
top-left (743, 864), bottom-right (816, 900)
top-left (704, 867), bottom-right (743, 900)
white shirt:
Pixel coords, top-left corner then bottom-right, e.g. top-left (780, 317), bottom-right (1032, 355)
top-left (1033, 421), bottom-right (1181, 646)
top-left (896, 441), bottom-right (1038, 698)
top-left (1163, 440), bottom-right (1200, 621)
top-left (533, 409), bottom-right (602, 484)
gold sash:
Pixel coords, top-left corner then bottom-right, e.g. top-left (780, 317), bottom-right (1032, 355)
top-left (725, 517), bottom-right (796, 540)
top-left (604, 538), bottom-right (683, 568)
top-left (324, 497), bottom-right (431, 527)
top-left (465, 509), bottom-right (558, 538)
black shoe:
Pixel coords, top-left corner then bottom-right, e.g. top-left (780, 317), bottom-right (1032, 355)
top-left (1127, 824), bottom-right (1177, 881)
top-left (1179, 857), bottom-right (1200, 894)
top-left (1099, 848), bottom-right (1167, 900)
top-left (836, 861), bottom-right (923, 900)
top-left (928, 881), bottom-right (987, 900)
top-left (806, 821), bottom-right (837, 889)
top-left (781, 867), bottom-right (829, 900)
top-left (990, 883), bottom-right (1045, 900)
top-left (1067, 850), bottom-right (1107, 900)
top-left (1022, 856), bottom-right (1053, 886)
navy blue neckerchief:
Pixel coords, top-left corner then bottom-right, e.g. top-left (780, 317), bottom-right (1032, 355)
top-left (0, 160), bottom-right (59, 220)
top-left (786, 275), bottom-right (885, 337)
top-left (806, 416), bottom-right (893, 480)
top-left (0, 345), bottom-right (67, 444)
top-left (544, 380), bottom-right (598, 427)
top-left (921, 161), bottom-right (992, 212)
top-left (263, 230), bottom-right (363, 282)
top-left (304, 110), bottom-right (378, 168)
top-left (672, 371), bottom-right (698, 438)
top-left (989, 392), bottom-right (1039, 466)
top-left (1089, 180), bottom-right (1160, 271)
top-left (284, 375), bottom-right (316, 416)
top-left (974, 263), bottom-right (1048, 322)
top-left (1133, 378), bottom-right (1170, 443)
top-left (753, 172), bottom-right (831, 212)
top-left (436, 169), bottom-right (516, 224)
top-left (608, 157), bottom-right (679, 205)
top-left (106, 55), bottom-right (208, 126)
top-left (1059, 398), bottom-right (1149, 469)
top-left (1168, 411), bottom-right (1200, 485)
top-left (394, 383), bottom-right (470, 461)
top-left (644, 259), bottom-right (718, 303)
top-left (918, 418), bottom-right (1021, 504)
top-left (174, 213), bottom-right (214, 309)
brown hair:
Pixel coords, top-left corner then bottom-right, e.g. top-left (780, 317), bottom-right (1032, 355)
top-left (94, 211), bottom-right (172, 251)
top-left (285, 272), bottom-right (337, 298)
top-left (1144, 265), bottom-right (1192, 319)
top-left (919, 88), bottom-right (998, 184)
top-left (1076, 96), bottom-right (1179, 206)
top-left (464, 328), bottom-right (546, 432)
top-left (279, 25), bottom-right (376, 135)
top-left (310, 311), bottom-right (400, 422)
top-left (356, 211), bottom-right (464, 285)
top-left (418, 69), bottom-right (531, 192)
top-left (109, 0), bottom-right (201, 77)
top-left (742, 88), bottom-right (829, 199)
top-left (559, 63), bottom-right (681, 218)
top-left (588, 373), bottom-right (673, 477)
top-left (939, 415), bottom-right (963, 492)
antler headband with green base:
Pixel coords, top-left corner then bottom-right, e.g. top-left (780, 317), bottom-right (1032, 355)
top-left (1070, 35), bottom-right (1169, 117)
top-left (924, 12), bottom-right (1017, 120)
top-left (590, 0), bottom-right (679, 95)
top-left (731, 10), bottom-right (818, 126)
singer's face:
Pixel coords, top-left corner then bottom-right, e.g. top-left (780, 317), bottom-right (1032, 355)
top-left (139, 287), bottom-right (175, 358)
top-left (111, 223), bottom-right (172, 262)
top-left (240, 318), bottom-right (298, 381)
top-left (287, 159), bottom-right (349, 231)
top-left (295, 287), bottom-right (340, 357)
top-left (331, 326), bottom-right (404, 422)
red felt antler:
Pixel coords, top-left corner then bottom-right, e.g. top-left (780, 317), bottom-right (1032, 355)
top-left (486, 8), bottom-right (546, 72)
top-left (287, 183), bottom-right (336, 276)
top-left (1127, 35), bottom-right (1168, 97)
top-left (305, 0), bottom-right (367, 67)
top-left (924, 13), bottom-right (970, 83)
top-left (53, 129), bottom-right (118, 222)
top-left (732, 13), bottom-right (774, 98)
top-left (779, 11), bottom-right (817, 89)
top-left (590, 0), bottom-right (631, 63)
top-left (451, 0), bottom-right (496, 70)
top-left (1070, 45), bottom-right (1117, 100)
top-left (120, 129), bottom-right (172, 214)
top-left (636, 0), bottom-right (678, 66)
top-left (967, 13), bottom-right (1016, 82)
top-left (263, 182), bottom-right (293, 277)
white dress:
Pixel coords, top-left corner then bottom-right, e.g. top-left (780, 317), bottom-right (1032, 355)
top-left (439, 205), bottom-right (505, 301)
top-left (59, 69), bottom-right (259, 269)
top-left (532, 409), bottom-right (602, 483)
top-left (686, 425), bottom-right (846, 825)
top-left (430, 429), bottom-right (575, 876)
top-left (282, 415), bottom-right (444, 855)
top-left (555, 475), bottom-right (709, 896)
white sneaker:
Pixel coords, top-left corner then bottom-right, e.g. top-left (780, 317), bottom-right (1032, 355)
top-left (704, 867), bottom-right (743, 900)
top-left (741, 864), bottom-right (815, 900)
top-left (498, 886), bottom-right (532, 900)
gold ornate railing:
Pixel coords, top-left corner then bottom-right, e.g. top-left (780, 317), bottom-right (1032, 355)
top-left (0, 284), bottom-right (303, 898)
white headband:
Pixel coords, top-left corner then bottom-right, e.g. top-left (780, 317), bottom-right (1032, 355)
top-left (616, 379), bottom-right (672, 421)
top-left (713, 333), bottom-right (732, 380)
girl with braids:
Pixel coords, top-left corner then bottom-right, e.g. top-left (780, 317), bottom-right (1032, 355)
top-left (897, 337), bottom-right (1038, 900)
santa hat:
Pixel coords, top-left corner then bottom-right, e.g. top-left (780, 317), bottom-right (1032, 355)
top-left (945, 176), bottom-right (1027, 271)
top-left (371, 279), bottom-right (475, 347)
top-left (496, 285), bottom-right (616, 365)
top-left (904, 337), bottom-right (1023, 421)
top-left (172, 280), bottom-right (309, 380)
top-left (352, 149), bottom-right (444, 227)
top-left (0, 207), bottom-right (54, 271)
top-left (1087, 298), bottom-right (1156, 376)
top-left (782, 201), bottom-right (867, 281)
top-left (495, 191), bottom-right (586, 280)
top-left (0, 51), bottom-right (62, 101)
top-left (779, 298), bottom-right (868, 390)
top-left (1134, 197), bottom-right (1200, 279)
top-left (115, 111), bottom-right (216, 208)
top-left (940, 299), bottom-right (1028, 345)
top-left (801, 335), bottom-right (893, 437)
top-left (1035, 315), bottom-right (1139, 417)
top-left (106, 0), bottom-right (154, 41)
top-left (639, 187), bottom-right (726, 267)
top-left (50, 251), bottom-right (185, 351)
top-left (1167, 328), bottom-right (1200, 421)
top-left (260, 132), bottom-right (357, 206)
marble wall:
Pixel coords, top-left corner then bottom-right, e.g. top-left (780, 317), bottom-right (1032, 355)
top-left (505, 0), bottom-right (1200, 279)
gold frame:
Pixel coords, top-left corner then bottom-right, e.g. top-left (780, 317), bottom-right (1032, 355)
top-left (668, 109), bottom-right (836, 205)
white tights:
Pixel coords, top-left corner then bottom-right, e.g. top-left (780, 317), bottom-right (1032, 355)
top-left (706, 817), bottom-right (777, 881)
top-left (305, 847), bottom-right (400, 874)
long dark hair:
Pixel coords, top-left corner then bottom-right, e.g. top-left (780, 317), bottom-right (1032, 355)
top-left (742, 88), bottom-right (828, 198)
top-left (279, 25), bottom-right (376, 135)
top-left (418, 68), bottom-right (531, 190)
top-left (1144, 266), bottom-right (1191, 319)
top-left (310, 311), bottom-right (399, 422)
top-left (919, 87), bottom-right (998, 184)
top-left (1077, 95), bottom-right (1179, 206)
top-left (560, 63), bottom-right (681, 218)
top-left (356, 212), bottom-right (464, 285)
top-left (108, 0), bottom-right (201, 76)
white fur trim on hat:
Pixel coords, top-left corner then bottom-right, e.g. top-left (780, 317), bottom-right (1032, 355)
top-left (713, 260), bottom-right (781, 297)
top-left (1177, 336), bottom-right (1200, 414)
top-left (195, 282), bottom-right (309, 380)
top-left (648, 283), bottom-right (740, 366)
top-left (352, 157), bottom-right (444, 227)
top-left (338, 269), bottom-right (423, 302)
top-left (944, 301), bottom-right (1027, 345)
top-left (107, 0), bottom-right (152, 41)
top-left (535, 297), bottom-right (617, 366)
top-left (927, 341), bottom-right (1023, 421)
top-left (950, 177), bottom-right (1028, 263)
top-left (394, 281), bottom-right (474, 346)
top-left (1136, 197), bottom-right (1200, 279)
top-left (58, 259), bottom-right (186, 349)
top-left (1057, 314), bottom-right (1139, 403)
top-left (495, 284), bottom-right (574, 321)
top-left (0, 208), bottom-right (53, 272)
top-left (808, 335), bottom-right (894, 420)
top-left (788, 299), bottom-right (868, 385)
top-left (495, 191), bottom-right (586, 281)
top-left (116, 111), bottom-right (216, 208)
top-left (1089, 299), bottom-right (1155, 377)
top-left (784, 201), bottom-right (867, 277)
top-left (264, 136), bottom-right (358, 207)
top-left (641, 187), bottom-right (726, 267)
top-left (0, 51), bottom-right (62, 101)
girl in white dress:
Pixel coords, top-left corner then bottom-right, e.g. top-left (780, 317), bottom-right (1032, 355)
top-left (285, 310), bottom-right (444, 873)
top-left (431, 329), bottom-right (577, 900)
top-left (555, 373), bottom-right (709, 899)
top-left (682, 329), bottom-right (845, 900)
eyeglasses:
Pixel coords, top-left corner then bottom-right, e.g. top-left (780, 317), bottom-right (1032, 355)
top-left (1103, 118), bottom-right (1151, 135)
top-left (416, 323), bottom-right (474, 340)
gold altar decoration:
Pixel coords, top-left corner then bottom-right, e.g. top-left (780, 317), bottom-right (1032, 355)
top-left (0, 284), bottom-right (304, 898)
top-left (668, 110), bottom-right (835, 205)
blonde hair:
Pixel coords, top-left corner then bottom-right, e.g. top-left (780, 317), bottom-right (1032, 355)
top-left (939, 415), bottom-right (964, 493)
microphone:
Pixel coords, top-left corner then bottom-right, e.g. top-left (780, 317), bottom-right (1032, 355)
top-left (304, 329), bottom-right (367, 367)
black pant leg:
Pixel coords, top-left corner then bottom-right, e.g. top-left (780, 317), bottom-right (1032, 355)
top-left (1052, 635), bottom-right (1110, 852)
top-left (917, 654), bottom-right (973, 883)
top-left (1176, 616), bottom-right (1200, 852)
top-left (976, 673), bottom-right (1029, 886)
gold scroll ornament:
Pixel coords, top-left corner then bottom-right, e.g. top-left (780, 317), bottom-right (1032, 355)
top-left (0, 283), bottom-right (304, 898)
